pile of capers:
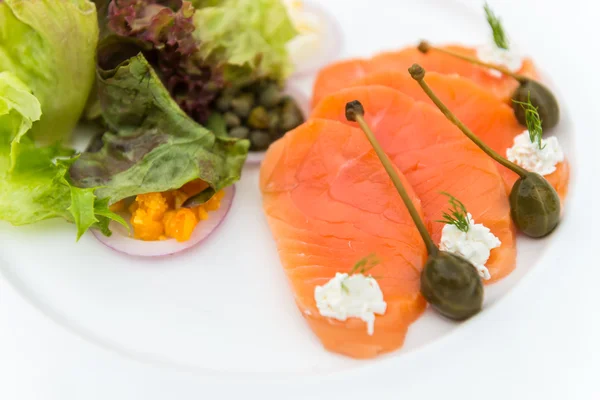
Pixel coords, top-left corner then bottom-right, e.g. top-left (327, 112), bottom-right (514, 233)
top-left (213, 80), bottom-right (305, 151)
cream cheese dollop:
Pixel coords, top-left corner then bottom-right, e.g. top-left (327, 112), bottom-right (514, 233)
top-left (439, 213), bottom-right (501, 280)
top-left (315, 272), bottom-right (386, 335)
top-left (506, 131), bottom-right (565, 176)
top-left (476, 44), bottom-right (524, 78)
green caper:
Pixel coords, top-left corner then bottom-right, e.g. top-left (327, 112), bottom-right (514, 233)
top-left (420, 251), bottom-right (484, 320)
top-left (231, 93), bottom-right (255, 118)
top-left (512, 79), bottom-right (560, 130)
top-left (345, 99), bottom-right (484, 322)
top-left (280, 98), bottom-right (304, 132)
top-left (259, 83), bottom-right (283, 108)
top-left (228, 126), bottom-right (250, 140)
top-left (248, 106), bottom-right (270, 129)
top-left (224, 111), bottom-right (241, 128)
top-left (510, 172), bottom-right (561, 238)
top-left (267, 111), bottom-right (281, 135)
top-left (249, 130), bottom-right (271, 151)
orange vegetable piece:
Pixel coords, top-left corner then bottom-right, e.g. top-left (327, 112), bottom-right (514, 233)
top-left (164, 208), bottom-right (199, 242)
top-left (109, 200), bottom-right (125, 213)
top-left (131, 208), bottom-right (165, 241)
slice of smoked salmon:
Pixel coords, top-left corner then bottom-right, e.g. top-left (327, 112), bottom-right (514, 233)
top-left (348, 71), bottom-right (570, 202)
top-left (312, 85), bottom-right (516, 283)
top-left (311, 45), bottom-right (538, 108)
top-left (260, 119), bottom-right (428, 359)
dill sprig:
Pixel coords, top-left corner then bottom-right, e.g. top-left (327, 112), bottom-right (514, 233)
top-left (513, 92), bottom-right (545, 149)
top-left (484, 3), bottom-right (509, 50)
top-left (437, 192), bottom-right (471, 233)
top-left (349, 253), bottom-right (380, 275)
top-left (342, 254), bottom-right (380, 293)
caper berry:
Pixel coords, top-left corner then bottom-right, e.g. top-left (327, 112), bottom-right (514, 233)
top-left (420, 251), bottom-right (484, 320)
top-left (248, 106), bottom-right (270, 129)
top-left (509, 172), bottom-right (561, 238)
top-left (346, 99), bottom-right (484, 322)
top-left (512, 79), bottom-right (560, 130)
top-left (224, 111), bottom-right (241, 128)
top-left (409, 64), bottom-right (563, 239)
top-left (228, 126), bottom-right (250, 140)
top-left (231, 93), bottom-right (255, 118)
top-left (249, 130), bottom-right (271, 151)
top-left (259, 83), bottom-right (283, 108)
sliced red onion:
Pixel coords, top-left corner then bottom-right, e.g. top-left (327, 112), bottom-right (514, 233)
top-left (245, 85), bottom-right (309, 166)
top-left (288, 1), bottom-right (344, 78)
top-left (92, 186), bottom-right (235, 257)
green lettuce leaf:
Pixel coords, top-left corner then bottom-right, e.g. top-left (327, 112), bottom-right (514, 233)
top-left (0, 0), bottom-right (99, 143)
top-left (0, 72), bottom-right (126, 240)
top-left (193, 0), bottom-right (297, 85)
top-left (69, 53), bottom-right (249, 203)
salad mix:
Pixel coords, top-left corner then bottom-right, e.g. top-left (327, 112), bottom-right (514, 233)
top-left (0, 0), bottom-right (316, 245)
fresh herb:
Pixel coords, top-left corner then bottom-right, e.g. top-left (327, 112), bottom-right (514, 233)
top-left (513, 92), bottom-right (545, 149)
top-left (437, 192), bottom-right (470, 233)
top-left (484, 3), bottom-right (509, 50)
top-left (349, 254), bottom-right (380, 275)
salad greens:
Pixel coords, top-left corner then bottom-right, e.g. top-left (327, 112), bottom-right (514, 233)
top-left (0, 0), bottom-right (298, 240)
top-left (70, 53), bottom-right (248, 202)
top-left (0, 0), bottom-right (99, 143)
top-left (0, 72), bottom-right (125, 239)
top-left (193, 0), bottom-right (298, 85)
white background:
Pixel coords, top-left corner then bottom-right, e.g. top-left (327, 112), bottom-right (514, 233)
top-left (1, 0), bottom-right (599, 398)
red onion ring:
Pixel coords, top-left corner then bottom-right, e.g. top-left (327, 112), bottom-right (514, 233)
top-left (288, 1), bottom-right (344, 78)
top-left (245, 84), bottom-right (310, 166)
top-left (92, 186), bottom-right (235, 257)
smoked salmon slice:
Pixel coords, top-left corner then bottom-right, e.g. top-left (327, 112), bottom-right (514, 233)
top-left (312, 85), bottom-right (516, 283)
top-left (348, 71), bottom-right (570, 202)
top-left (260, 119), bottom-right (428, 359)
top-left (311, 45), bottom-right (538, 108)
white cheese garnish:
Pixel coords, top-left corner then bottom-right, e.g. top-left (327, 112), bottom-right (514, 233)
top-left (284, 0), bottom-right (324, 66)
top-left (506, 131), bottom-right (565, 176)
top-left (476, 44), bottom-right (524, 78)
top-left (439, 213), bottom-right (501, 280)
top-left (315, 272), bottom-right (387, 335)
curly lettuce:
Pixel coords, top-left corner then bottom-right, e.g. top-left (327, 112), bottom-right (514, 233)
top-left (69, 52), bottom-right (249, 203)
top-left (0, 0), bottom-right (99, 143)
top-left (0, 72), bottom-right (125, 240)
top-left (193, 0), bottom-right (298, 85)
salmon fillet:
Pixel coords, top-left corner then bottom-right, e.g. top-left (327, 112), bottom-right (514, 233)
top-left (311, 85), bottom-right (517, 283)
top-left (260, 119), bottom-right (428, 359)
top-left (348, 71), bottom-right (569, 202)
top-left (311, 45), bottom-right (538, 108)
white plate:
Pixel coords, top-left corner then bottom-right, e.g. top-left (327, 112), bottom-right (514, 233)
top-left (1, 0), bottom-right (599, 398)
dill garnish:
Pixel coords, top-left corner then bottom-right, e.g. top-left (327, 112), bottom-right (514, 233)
top-left (513, 92), bottom-right (545, 149)
top-left (484, 3), bottom-right (509, 50)
top-left (437, 192), bottom-right (470, 233)
top-left (349, 253), bottom-right (379, 275)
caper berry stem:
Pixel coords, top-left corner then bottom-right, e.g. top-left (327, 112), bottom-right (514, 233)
top-left (417, 41), bottom-right (526, 82)
top-left (408, 64), bottom-right (529, 178)
top-left (346, 101), bottom-right (438, 255)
